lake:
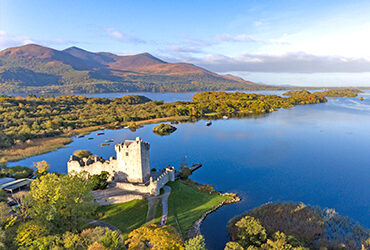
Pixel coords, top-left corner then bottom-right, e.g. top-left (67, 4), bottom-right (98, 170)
top-left (9, 90), bottom-right (370, 249)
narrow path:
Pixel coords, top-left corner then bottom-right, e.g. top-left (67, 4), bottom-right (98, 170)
top-left (146, 185), bottom-right (171, 225)
top-left (160, 185), bottom-right (171, 225)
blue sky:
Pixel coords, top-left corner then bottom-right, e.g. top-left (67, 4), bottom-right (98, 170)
top-left (1, 0), bottom-right (370, 86)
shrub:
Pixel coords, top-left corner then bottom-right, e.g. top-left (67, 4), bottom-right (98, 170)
top-left (89, 171), bottom-right (110, 190)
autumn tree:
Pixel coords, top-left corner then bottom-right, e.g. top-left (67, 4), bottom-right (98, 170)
top-left (126, 224), bottom-right (184, 249)
top-left (185, 235), bottom-right (206, 250)
top-left (33, 160), bottom-right (50, 178)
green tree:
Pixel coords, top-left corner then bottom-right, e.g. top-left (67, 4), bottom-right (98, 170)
top-left (0, 131), bottom-right (12, 149)
top-left (28, 173), bottom-right (95, 233)
top-left (89, 171), bottom-right (110, 190)
top-left (234, 216), bottom-right (267, 248)
top-left (185, 235), bottom-right (206, 250)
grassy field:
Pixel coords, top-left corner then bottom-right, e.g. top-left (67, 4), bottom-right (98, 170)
top-left (167, 180), bottom-right (232, 238)
top-left (96, 199), bottom-right (148, 240)
top-left (0, 136), bottom-right (72, 162)
top-left (95, 180), bottom-right (233, 240)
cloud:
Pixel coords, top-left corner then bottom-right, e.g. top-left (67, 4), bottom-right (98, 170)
top-left (105, 28), bottom-right (145, 43)
top-left (166, 45), bottom-right (203, 54)
top-left (216, 34), bottom-right (259, 43)
top-left (216, 33), bottom-right (289, 45)
top-left (0, 30), bottom-right (77, 49)
top-left (0, 31), bottom-right (34, 48)
top-left (177, 52), bottom-right (370, 73)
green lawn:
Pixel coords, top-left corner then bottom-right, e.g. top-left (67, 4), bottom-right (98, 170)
top-left (96, 199), bottom-right (148, 239)
top-left (96, 180), bottom-right (232, 240)
top-left (167, 180), bottom-right (232, 238)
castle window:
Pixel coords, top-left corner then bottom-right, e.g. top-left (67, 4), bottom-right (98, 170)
top-left (126, 152), bottom-right (129, 157)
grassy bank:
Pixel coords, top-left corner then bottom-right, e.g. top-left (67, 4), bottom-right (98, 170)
top-left (96, 199), bottom-right (148, 240)
top-left (167, 180), bottom-right (234, 238)
top-left (95, 180), bottom-right (235, 240)
top-left (0, 136), bottom-right (72, 162)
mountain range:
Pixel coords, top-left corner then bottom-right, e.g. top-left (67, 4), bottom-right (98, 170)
top-left (0, 44), bottom-right (263, 95)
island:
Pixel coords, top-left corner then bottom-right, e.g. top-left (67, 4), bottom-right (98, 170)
top-left (152, 123), bottom-right (177, 136)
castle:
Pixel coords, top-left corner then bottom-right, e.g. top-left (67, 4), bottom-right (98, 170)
top-left (67, 137), bottom-right (175, 200)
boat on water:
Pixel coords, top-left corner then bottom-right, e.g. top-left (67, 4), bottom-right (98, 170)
top-left (97, 132), bottom-right (104, 135)
top-left (222, 116), bottom-right (229, 120)
top-left (206, 121), bottom-right (212, 126)
top-left (105, 139), bottom-right (114, 143)
top-left (101, 143), bottom-right (110, 146)
top-left (88, 137), bottom-right (94, 140)
top-left (78, 135), bottom-right (85, 138)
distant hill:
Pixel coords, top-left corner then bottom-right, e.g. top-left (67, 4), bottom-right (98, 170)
top-left (0, 44), bottom-right (264, 94)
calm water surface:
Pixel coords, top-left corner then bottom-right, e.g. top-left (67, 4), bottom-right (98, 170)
top-left (10, 91), bottom-right (370, 249)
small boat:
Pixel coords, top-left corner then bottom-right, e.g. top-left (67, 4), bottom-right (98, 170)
top-left (222, 116), bottom-right (229, 120)
top-left (206, 121), bottom-right (212, 126)
top-left (88, 137), bottom-right (94, 140)
top-left (78, 135), bottom-right (85, 138)
top-left (105, 139), bottom-right (114, 143)
top-left (101, 143), bottom-right (110, 146)
top-left (124, 126), bottom-right (129, 129)
top-left (97, 132), bottom-right (104, 135)
top-left (99, 127), bottom-right (105, 130)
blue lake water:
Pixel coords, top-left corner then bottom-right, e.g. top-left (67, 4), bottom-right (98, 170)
top-left (9, 90), bottom-right (370, 249)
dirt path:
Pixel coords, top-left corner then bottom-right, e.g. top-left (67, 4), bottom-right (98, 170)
top-left (146, 185), bottom-right (171, 224)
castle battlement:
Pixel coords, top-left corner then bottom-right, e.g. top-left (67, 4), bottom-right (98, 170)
top-left (67, 138), bottom-right (174, 198)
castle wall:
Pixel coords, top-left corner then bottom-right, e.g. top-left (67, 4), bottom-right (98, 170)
top-left (94, 193), bottom-right (144, 206)
top-left (67, 158), bottom-right (127, 181)
top-left (115, 137), bottom-right (150, 183)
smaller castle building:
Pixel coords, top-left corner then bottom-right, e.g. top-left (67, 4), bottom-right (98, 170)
top-left (67, 137), bottom-right (175, 198)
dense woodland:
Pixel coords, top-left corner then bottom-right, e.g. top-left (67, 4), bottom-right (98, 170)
top-left (226, 202), bottom-right (370, 249)
top-left (0, 92), bottom-right (327, 149)
top-left (283, 88), bottom-right (362, 97)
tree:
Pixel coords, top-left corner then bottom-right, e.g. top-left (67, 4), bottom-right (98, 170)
top-left (234, 216), bottom-right (267, 248)
top-left (0, 131), bottom-right (12, 149)
top-left (89, 171), bottom-right (110, 190)
top-left (179, 165), bottom-right (192, 179)
top-left (225, 241), bottom-right (244, 250)
top-left (33, 160), bottom-right (50, 178)
top-left (0, 202), bottom-right (11, 228)
top-left (80, 226), bottom-right (124, 249)
top-left (15, 221), bottom-right (47, 248)
top-left (28, 173), bottom-right (95, 233)
top-left (185, 235), bottom-right (206, 250)
top-left (126, 224), bottom-right (184, 249)
top-left (0, 190), bottom-right (7, 202)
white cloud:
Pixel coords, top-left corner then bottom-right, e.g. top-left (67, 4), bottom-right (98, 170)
top-left (105, 28), bottom-right (145, 44)
top-left (173, 52), bottom-right (370, 73)
top-left (0, 30), bottom-right (76, 50)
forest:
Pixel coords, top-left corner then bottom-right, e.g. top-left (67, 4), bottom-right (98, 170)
top-left (0, 91), bottom-right (327, 150)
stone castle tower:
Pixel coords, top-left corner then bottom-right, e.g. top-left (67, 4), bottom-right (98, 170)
top-left (115, 137), bottom-right (150, 183)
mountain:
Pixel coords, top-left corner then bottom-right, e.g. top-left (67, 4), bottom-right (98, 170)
top-left (0, 44), bottom-right (262, 94)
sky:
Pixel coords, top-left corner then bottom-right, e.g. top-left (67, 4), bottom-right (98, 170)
top-left (1, 0), bottom-right (370, 86)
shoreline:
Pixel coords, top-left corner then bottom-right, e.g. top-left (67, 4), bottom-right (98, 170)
top-left (1, 116), bottom-right (190, 162)
top-left (186, 192), bottom-right (241, 239)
